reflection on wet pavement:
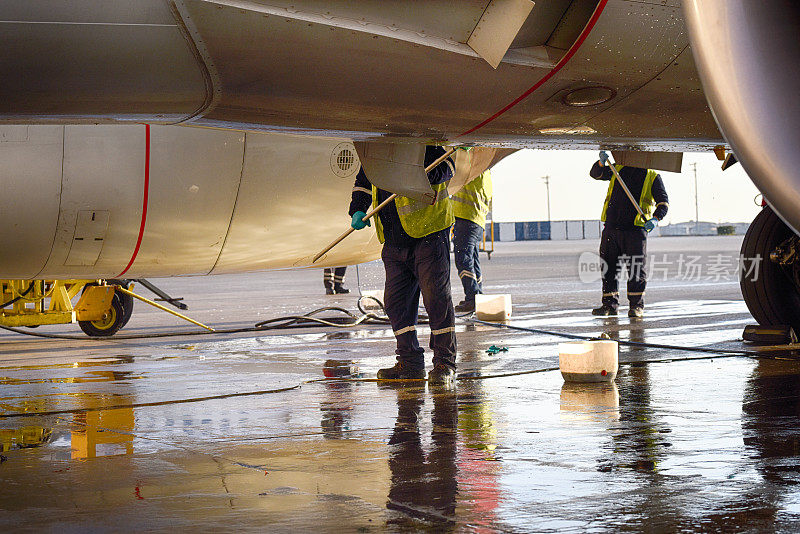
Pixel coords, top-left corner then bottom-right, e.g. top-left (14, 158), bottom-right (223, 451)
top-left (2, 294), bottom-right (800, 530)
top-left (384, 384), bottom-right (457, 527)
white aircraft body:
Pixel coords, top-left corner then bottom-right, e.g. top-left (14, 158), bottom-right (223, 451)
top-left (1, 0), bottom-right (798, 330)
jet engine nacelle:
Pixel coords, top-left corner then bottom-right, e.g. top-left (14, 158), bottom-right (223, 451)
top-left (684, 0), bottom-right (800, 234)
top-left (0, 125), bottom-right (380, 279)
top-left (685, 1), bottom-right (800, 333)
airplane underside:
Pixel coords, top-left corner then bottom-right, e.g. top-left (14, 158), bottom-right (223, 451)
top-left (1, 0), bottom-right (799, 332)
top-left (1, 1), bottom-right (722, 148)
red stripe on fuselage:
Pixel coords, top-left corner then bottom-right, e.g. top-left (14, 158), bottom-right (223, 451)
top-left (456, 0), bottom-right (609, 138)
top-left (116, 124), bottom-right (150, 278)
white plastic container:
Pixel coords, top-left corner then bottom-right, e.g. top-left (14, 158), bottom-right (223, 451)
top-left (475, 294), bottom-right (512, 321)
top-left (558, 340), bottom-right (618, 382)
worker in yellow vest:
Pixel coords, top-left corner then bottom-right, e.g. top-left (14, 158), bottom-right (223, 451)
top-left (349, 146), bottom-right (458, 385)
top-left (590, 151), bottom-right (669, 317)
top-left (451, 171), bottom-right (492, 313)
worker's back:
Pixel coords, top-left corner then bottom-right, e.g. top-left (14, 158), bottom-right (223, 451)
top-left (590, 162), bottom-right (668, 229)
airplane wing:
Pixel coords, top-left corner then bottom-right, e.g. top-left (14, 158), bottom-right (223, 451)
top-left (2, 1), bottom-right (721, 151)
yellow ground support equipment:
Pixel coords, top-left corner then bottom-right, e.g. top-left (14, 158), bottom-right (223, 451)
top-left (0, 280), bottom-right (113, 328)
top-left (0, 279), bottom-right (126, 336)
top-left (1, 426), bottom-right (53, 452)
top-left (0, 279), bottom-right (213, 337)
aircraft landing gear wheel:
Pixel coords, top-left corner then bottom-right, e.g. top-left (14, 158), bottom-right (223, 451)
top-left (107, 280), bottom-right (134, 329)
top-left (740, 206), bottom-right (800, 332)
top-left (78, 293), bottom-right (127, 337)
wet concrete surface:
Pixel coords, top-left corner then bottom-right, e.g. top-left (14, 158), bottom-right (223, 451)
top-left (3, 236), bottom-right (800, 532)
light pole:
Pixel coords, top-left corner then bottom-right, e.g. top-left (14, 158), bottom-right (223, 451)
top-left (542, 175), bottom-right (551, 222)
top-left (691, 162), bottom-right (699, 234)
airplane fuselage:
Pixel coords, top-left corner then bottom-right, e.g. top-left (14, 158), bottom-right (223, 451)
top-left (0, 124), bottom-right (379, 278)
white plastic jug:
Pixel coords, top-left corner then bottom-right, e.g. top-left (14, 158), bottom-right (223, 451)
top-left (558, 340), bottom-right (618, 382)
top-left (475, 294), bottom-right (512, 321)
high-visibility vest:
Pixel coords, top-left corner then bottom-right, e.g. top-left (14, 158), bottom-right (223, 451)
top-left (371, 183), bottom-right (453, 243)
top-left (453, 170), bottom-right (492, 228)
top-left (600, 165), bottom-right (658, 227)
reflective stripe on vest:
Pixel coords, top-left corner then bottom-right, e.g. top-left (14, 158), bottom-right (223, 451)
top-left (372, 182), bottom-right (454, 243)
top-left (600, 165), bottom-right (658, 227)
top-left (453, 170), bottom-right (492, 228)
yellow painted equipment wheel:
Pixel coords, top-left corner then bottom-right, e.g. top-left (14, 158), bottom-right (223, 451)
top-left (78, 294), bottom-right (126, 337)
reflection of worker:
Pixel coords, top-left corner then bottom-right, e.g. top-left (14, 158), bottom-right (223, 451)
top-left (320, 380), bottom-right (353, 440)
top-left (385, 385), bottom-right (458, 526)
top-left (452, 170), bottom-right (492, 313)
top-left (349, 146), bottom-right (457, 384)
top-left (323, 266), bottom-right (349, 295)
top-left (590, 151), bottom-right (669, 317)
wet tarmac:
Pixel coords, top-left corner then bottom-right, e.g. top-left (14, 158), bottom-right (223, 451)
top-left (3, 236), bottom-right (800, 532)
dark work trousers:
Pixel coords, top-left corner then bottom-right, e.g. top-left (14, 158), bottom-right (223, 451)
top-left (599, 225), bottom-right (648, 309)
top-left (382, 230), bottom-right (457, 370)
top-left (452, 218), bottom-right (484, 302)
top-left (323, 266), bottom-right (347, 290)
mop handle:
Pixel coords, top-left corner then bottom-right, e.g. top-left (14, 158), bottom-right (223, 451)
top-left (605, 160), bottom-right (646, 218)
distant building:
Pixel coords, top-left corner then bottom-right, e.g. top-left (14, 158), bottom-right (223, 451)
top-left (659, 221), bottom-right (749, 236)
top-left (489, 220), bottom-right (750, 241)
top-left (490, 220), bottom-right (602, 241)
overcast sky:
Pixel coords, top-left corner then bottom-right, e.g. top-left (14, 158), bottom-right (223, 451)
top-left (491, 150), bottom-right (762, 225)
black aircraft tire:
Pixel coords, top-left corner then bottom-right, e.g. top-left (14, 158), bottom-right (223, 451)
top-left (107, 280), bottom-right (134, 328)
top-left (78, 293), bottom-right (127, 337)
top-left (740, 206), bottom-right (800, 331)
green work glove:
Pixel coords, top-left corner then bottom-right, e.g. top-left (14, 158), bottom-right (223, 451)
top-left (599, 151), bottom-right (609, 165)
top-left (351, 211), bottom-right (370, 230)
top-left (644, 218), bottom-right (658, 233)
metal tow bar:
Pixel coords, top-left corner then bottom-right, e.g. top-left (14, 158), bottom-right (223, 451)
top-left (115, 285), bottom-right (215, 332)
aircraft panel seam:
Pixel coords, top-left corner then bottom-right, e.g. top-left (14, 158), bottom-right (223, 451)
top-left (465, 2), bottom-right (491, 45)
top-left (543, 0), bottom-right (584, 49)
top-left (33, 126), bottom-right (66, 280)
top-left (209, 132), bottom-right (247, 275)
top-left (168, 0), bottom-right (222, 122)
top-left (0, 21), bottom-right (176, 27)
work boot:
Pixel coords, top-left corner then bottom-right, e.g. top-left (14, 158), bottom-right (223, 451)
top-left (628, 306), bottom-right (644, 318)
top-left (334, 285), bottom-right (350, 294)
top-left (325, 287), bottom-right (335, 295)
top-left (591, 305), bottom-right (618, 316)
top-left (454, 300), bottom-right (475, 313)
top-left (377, 362), bottom-right (425, 381)
top-left (428, 364), bottom-right (455, 385)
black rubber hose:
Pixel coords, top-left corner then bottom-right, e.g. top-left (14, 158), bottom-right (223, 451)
top-left (0, 305), bottom-right (391, 340)
top-left (0, 281), bottom-right (36, 309)
top-left (468, 318), bottom-right (772, 357)
top-left (0, 296), bottom-right (791, 360)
